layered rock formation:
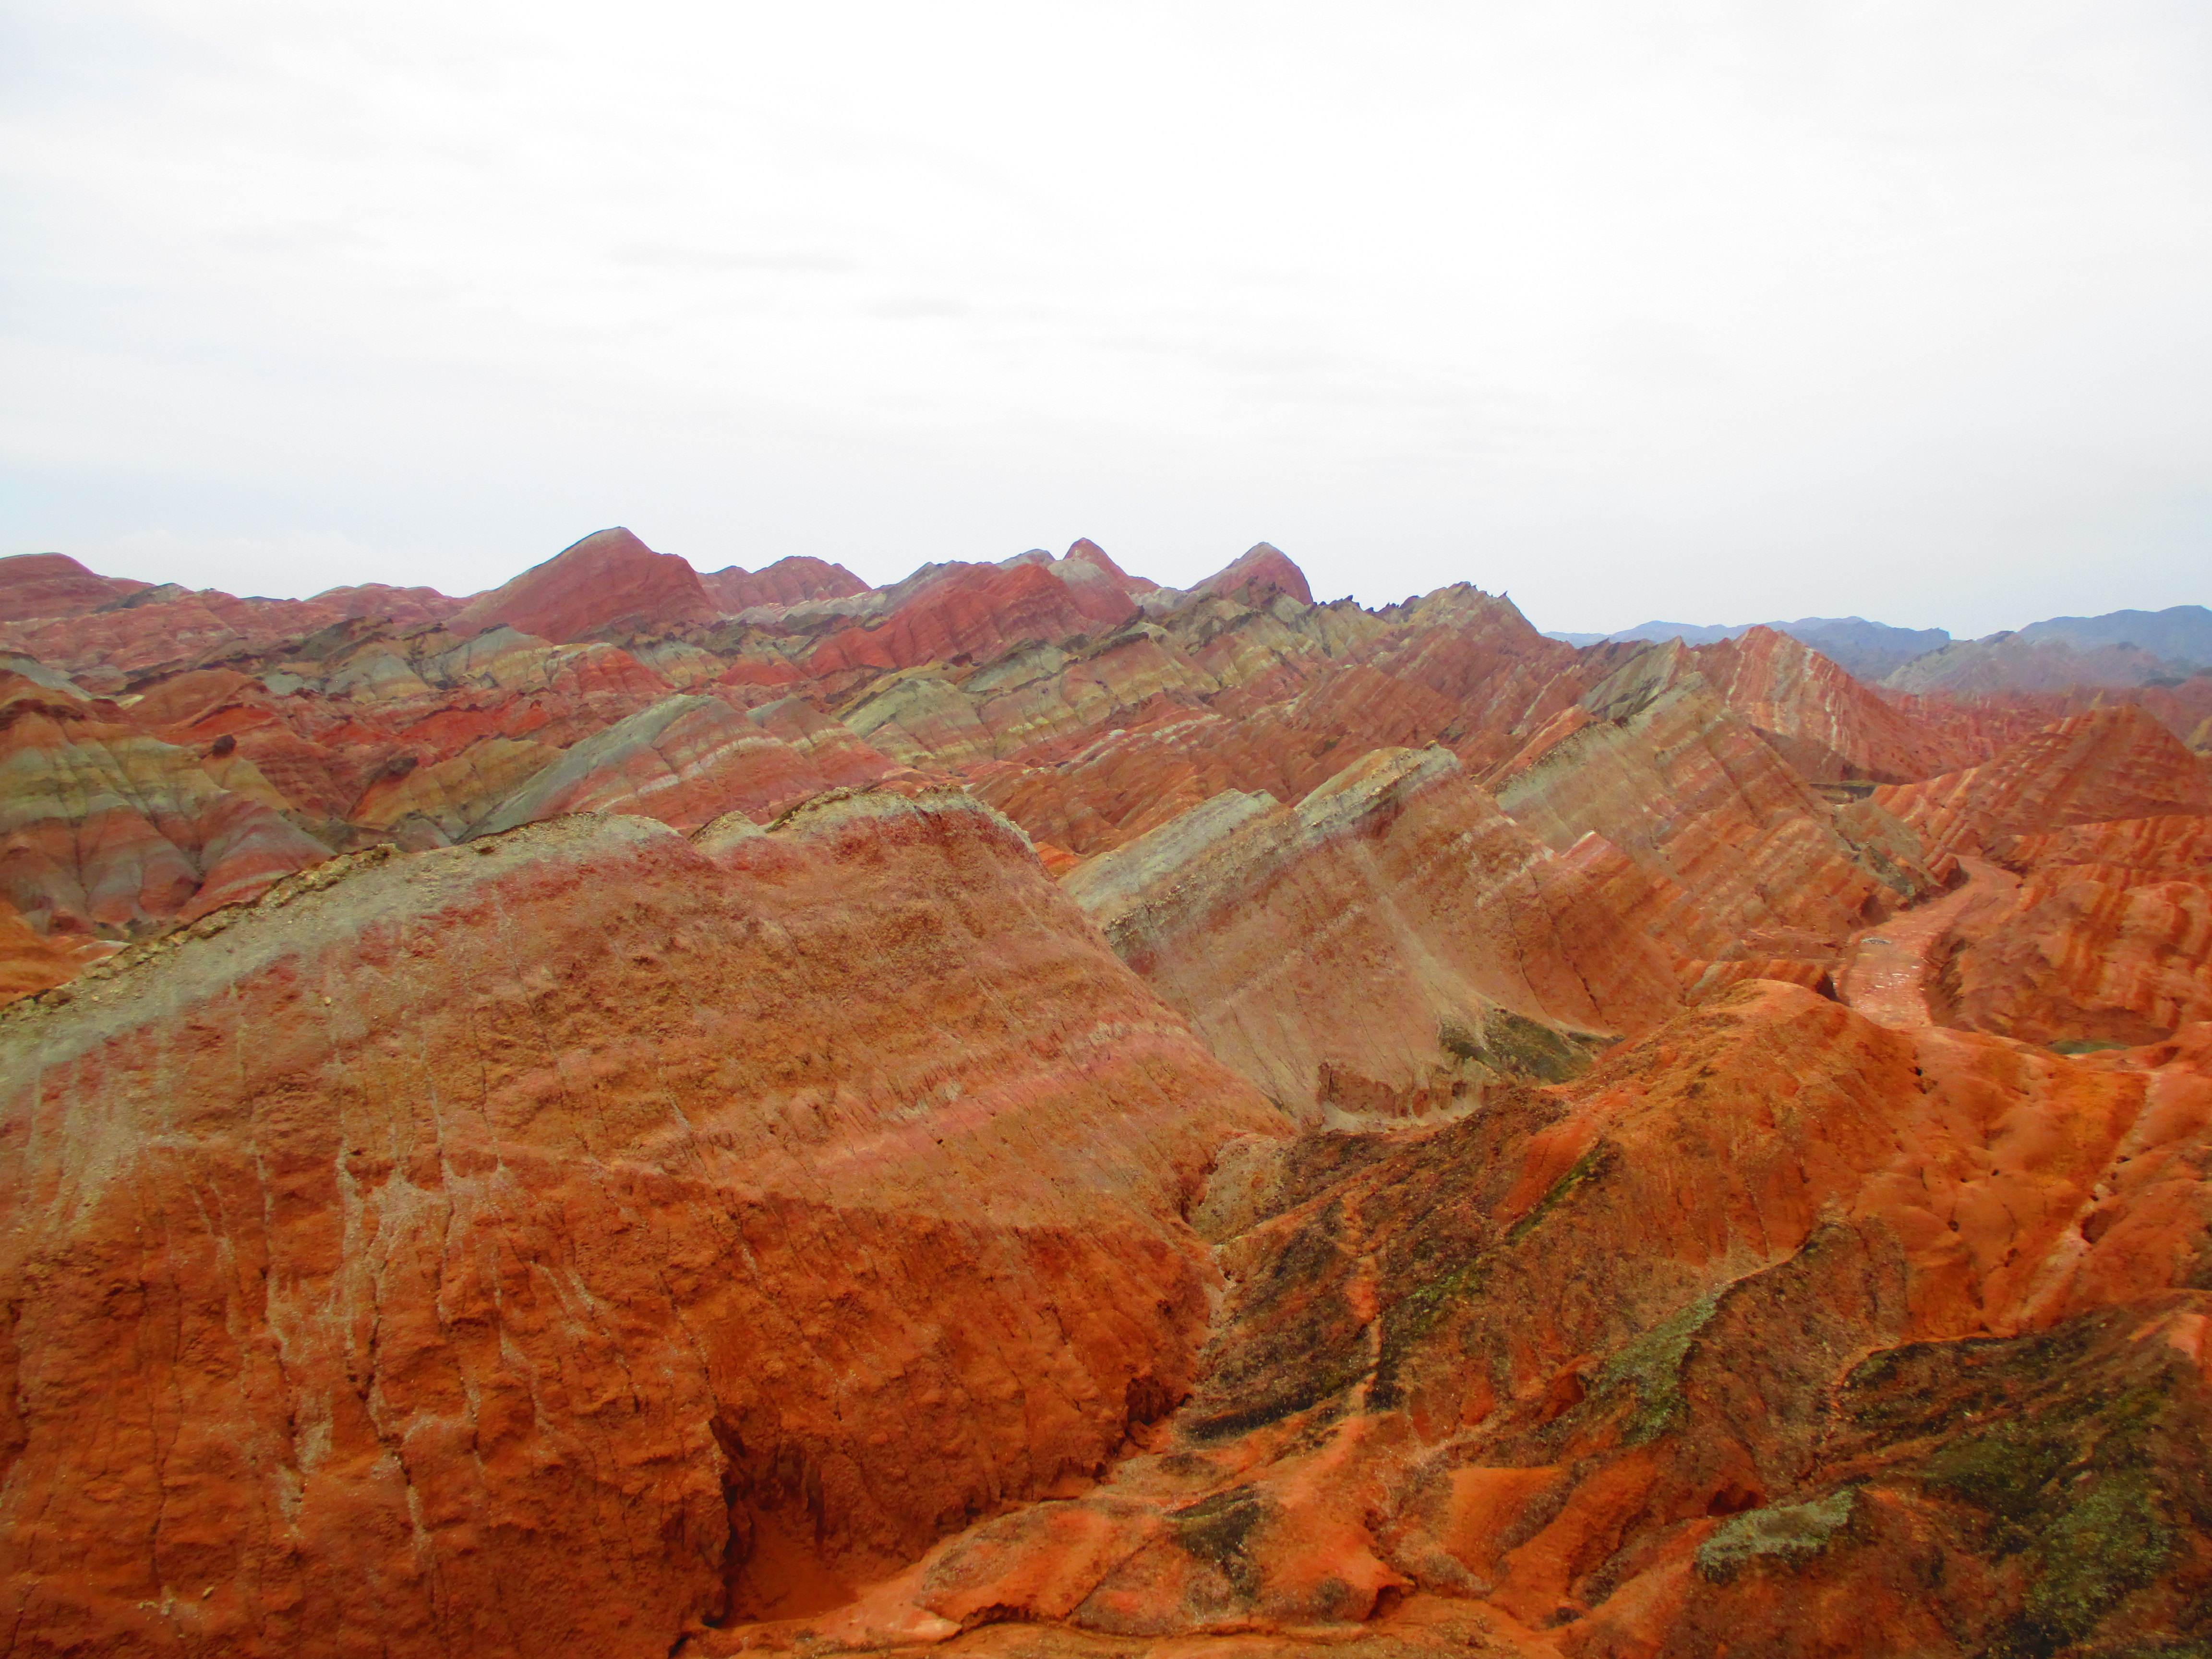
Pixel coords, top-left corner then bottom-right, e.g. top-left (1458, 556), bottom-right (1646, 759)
top-left (449, 527), bottom-right (723, 642)
top-left (0, 586), bottom-right (352, 692)
top-left (1066, 748), bottom-right (1683, 1119)
top-left (307, 582), bottom-right (469, 627)
top-left (467, 693), bottom-right (910, 836)
top-left (4, 527), bottom-right (2208, 1655)
top-left (803, 555), bottom-right (1143, 681)
top-left (1936, 854), bottom-right (2212, 1044)
top-left (1186, 541), bottom-right (1314, 607)
top-left (0, 669), bottom-right (330, 936)
top-left (0, 896), bottom-right (111, 1000)
top-left (783, 984), bottom-right (2212, 1658)
top-left (1896, 808), bottom-right (2212, 1046)
top-left (0, 552), bottom-right (148, 620)
top-left (697, 555), bottom-right (868, 613)
top-left (0, 795), bottom-right (1280, 1654)
top-left (1492, 643), bottom-right (1939, 959)
top-left (1692, 625), bottom-right (1983, 784)
top-left (1873, 704), bottom-right (2212, 863)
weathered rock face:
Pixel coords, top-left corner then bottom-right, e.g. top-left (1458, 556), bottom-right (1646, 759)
top-left (1692, 625), bottom-right (1984, 785)
top-left (1936, 857), bottom-right (2212, 1044)
top-left (1066, 748), bottom-right (1684, 1120)
top-left (0, 587), bottom-right (350, 693)
top-left (0, 896), bottom-right (112, 1002)
top-left (697, 556), bottom-right (868, 613)
top-left (804, 557), bottom-right (1142, 680)
top-left (1884, 674), bottom-right (2212, 760)
top-left (450, 527), bottom-right (723, 643)
top-left (2006, 809), bottom-right (2212, 877)
top-left (1914, 811), bottom-right (2212, 1045)
top-left (802, 985), bottom-right (2212, 1658)
top-left (0, 673), bottom-right (331, 938)
top-left (467, 693), bottom-right (911, 836)
top-left (307, 583), bottom-right (469, 627)
top-left (1187, 542), bottom-right (1315, 607)
top-left (9, 528), bottom-right (2212, 1654)
top-left (0, 795), bottom-right (1281, 1656)
top-left (1065, 537), bottom-right (1156, 594)
top-left (1493, 645), bottom-right (1937, 959)
top-left (0, 544), bottom-right (1610, 955)
top-left (0, 552), bottom-right (140, 621)
top-left (1874, 704), bottom-right (2212, 863)
top-left (165, 625), bottom-right (692, 844)
top-left (951, 585), bottom-right (1586, 863)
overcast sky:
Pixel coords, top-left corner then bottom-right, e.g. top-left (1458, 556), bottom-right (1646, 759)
top-left (4, 1), bottom-right (2209, 635)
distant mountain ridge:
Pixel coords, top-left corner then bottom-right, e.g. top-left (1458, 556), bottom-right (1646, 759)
top-left (1546, 603), bottom-right (2210, 686)
top-left (1543, 615), bottom-right (1951, 679)
top-left (2014, 603), bottom-right (2212, 663)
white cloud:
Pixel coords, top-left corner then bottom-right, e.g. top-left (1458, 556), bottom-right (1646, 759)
top-left (3, 0), bottom-right (2209, 633)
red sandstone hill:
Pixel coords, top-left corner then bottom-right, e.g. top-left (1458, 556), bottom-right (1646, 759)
top-left (799, 984), bottom-right (2212, 1658)
top-left (1694, 625), bottom-right (1986, 784)
top-left (0, 669), bottom-right (330, 934)
top-left (450, 526), bottom-right (723, 642)
top-left (1873, 703), bottom-right (2212, 862)
top-left (2, 529), bottom-right (2210, 1655)
top-left (0, 551), bottom-right (147, 620)
top-left (698, 555), bottom-right (868, 613)
top-left (803, 555), bottom-right (1142, 681)
top-left (1066, 536), bottom-right (1157, 593)
top-left (308, 581), bottom-right (468, 627)
top-left (1189, 541), bottom-right (1314, 606)
top-left (0, 584), bottom-right (351, 692)
top-left (0, 799), bottom-right (1282, 1653)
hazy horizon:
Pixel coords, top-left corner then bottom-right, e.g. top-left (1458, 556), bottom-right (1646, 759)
top-left (7, 1), bottom-right (2210, 637)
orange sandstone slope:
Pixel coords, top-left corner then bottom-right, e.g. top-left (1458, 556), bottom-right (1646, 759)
top-left (1491, 642), bottom-right (1943, 960)
top-left (0, 795), bottom-right (1281, 1656)
top-left (1692, 624), bottom-right (1988, 784)
top-left (1921, 809), bottom-right (2212, 1045)
top-left (1, 527), bottom-right (2211, 1656)
top-left (1873, 703), bottom-right (2212, 863)
top-left (790, 986), bottom-right (2212, 1659)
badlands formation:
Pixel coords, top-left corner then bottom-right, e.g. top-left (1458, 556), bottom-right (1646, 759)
top-left (1, 530), bottom-right (2210, 1657)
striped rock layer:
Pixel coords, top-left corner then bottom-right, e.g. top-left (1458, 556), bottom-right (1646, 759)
top-left (0, 797), bottom-right (1279, 1654)
top-left (4, 531), bottom-right (2212, 1656)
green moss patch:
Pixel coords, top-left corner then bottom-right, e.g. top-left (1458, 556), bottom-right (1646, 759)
top-left (1841, 1313), bottom-right (2207, 1659)
top-left (1368, 1249), bottom-right (1494, 1412)
top-left (1506, 1142), bottom-right (1615, 1247)
top-left (1695, 1488), bottom-right (1857, 1583)
top-left (1589, 1285), bottom-right (1724, 1445)
top-left (1441, 1009), bottom-right (1609, 1084)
